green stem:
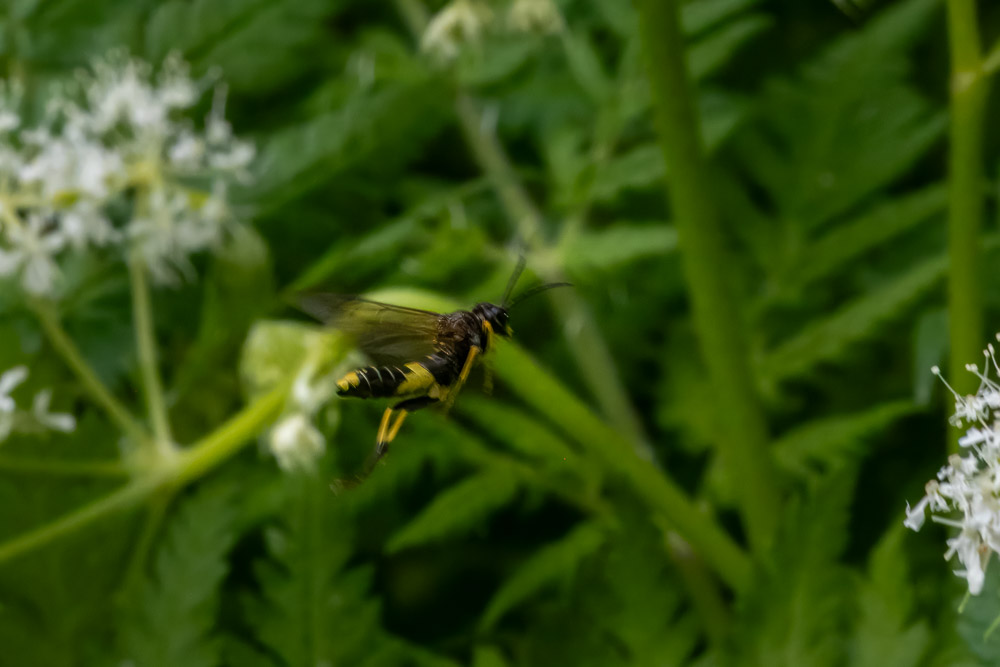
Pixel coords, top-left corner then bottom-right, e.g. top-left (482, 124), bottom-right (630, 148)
top-left (946, 0), bottom-right (989, 452)
top-left (120, 487), bottom-right (176, 596)
top-left (635, 0), bottom-right (779, 553)
top-left (31, 301), bottom-right (149, 447)
top-left (454, 94), bottom-right (544, 246)
top-left (129, 256), bottom-right (175, 454)
top-left (0, 382), bottom-right (289, 564)
top-left (173, 382), bottom-right (289, 485)
top-left (0, 475), bottom-right (163, 563)
top-left (663, 529), bottom-right (730, 646)
top-left (496, 343), bottom-right (752, 590)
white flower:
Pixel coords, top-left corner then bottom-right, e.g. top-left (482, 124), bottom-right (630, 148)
top-left (0, 51), bottom-right (253, 294)
top-left (60, 199), bottom-right (119, 250)
top-left (905, 340), bottom-right (1000, 594)
top-left (127, 184), bottom-right (228, 284)
top-left (508, 0), bottom-right (563, 34)
top-left (0, 214), bottom-right (67, 295)
top-left (421, 0), bottom-right (494, 62)
top-left (269, 413), bottom-right (325, 472)
top-left (0, 110), bottom-right (18, 133)
top-left (31, 389), bottom-right (76, 433)
top-left (167, 130), bottom-right (205, 168)
top-left (0, 366), bottom-right (28, 413)
top-left (0, 366), bottom-right (76, 442)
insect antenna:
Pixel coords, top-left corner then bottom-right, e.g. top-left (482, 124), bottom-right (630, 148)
top-left (501, 255), bottom-right (528, 308)
top-left (508, 281), bottom-right (573, 308)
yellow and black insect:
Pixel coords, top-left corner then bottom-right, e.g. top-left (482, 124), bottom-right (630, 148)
top-left (297, 261), bottom-right (566, 477)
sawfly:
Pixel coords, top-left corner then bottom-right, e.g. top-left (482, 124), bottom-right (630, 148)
top-left (296, 259), bottom-right (568, 479)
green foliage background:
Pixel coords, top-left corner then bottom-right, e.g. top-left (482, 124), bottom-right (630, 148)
top-left (0, 0), bottom-right (997, 664)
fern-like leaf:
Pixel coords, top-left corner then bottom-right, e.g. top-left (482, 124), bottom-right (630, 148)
top-left (479, 521), bottom-right (606, 631)
top-left (760, 253), bottom-right (945, 385)
top-left (387, 469), bottom-right (521, 553)
top-left (848, 526), bottom-right (931, 667)
top-left (244, 473), bottom-right (381, 667)
top-left (731, 469), bottom-right (856, 667)
top-left (774, 400), bottom-right (917, 478)
top-left (118, 481), bottom-right (239, 667)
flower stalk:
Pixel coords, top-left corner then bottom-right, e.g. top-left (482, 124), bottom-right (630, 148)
top-left (129, 254), bottom-right (175, 454)
top-left (945, 0), bottom-right (990, 451)
top-left (31, 300), bottom-right (149, 447)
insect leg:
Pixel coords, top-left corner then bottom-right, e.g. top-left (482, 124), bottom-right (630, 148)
top-left (441, 344), bottom-right (481, 414)
top-left (375, 407), bottom-right (393, 447)
top-left (363, 407), bottom-right (396, 475)
top-left (386, 410), bottom-right (409, 443)
top-left (481, 354), bottom-right (495, 395)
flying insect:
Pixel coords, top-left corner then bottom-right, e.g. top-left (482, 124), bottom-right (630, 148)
top-left (296, 260), bottom-right (567, 478)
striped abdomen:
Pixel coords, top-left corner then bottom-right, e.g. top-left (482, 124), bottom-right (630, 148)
top-left (336, 362), bottom-right (439, 399)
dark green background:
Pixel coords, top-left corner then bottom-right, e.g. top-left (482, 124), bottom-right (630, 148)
top-left (0, 0), bottom-right (998, 665)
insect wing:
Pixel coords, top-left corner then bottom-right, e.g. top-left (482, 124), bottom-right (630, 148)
top-left (296, 294), bottom-right (442, 364)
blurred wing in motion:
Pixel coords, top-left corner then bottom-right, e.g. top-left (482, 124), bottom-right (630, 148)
top-left (295, 294), bottom-right (442, 365)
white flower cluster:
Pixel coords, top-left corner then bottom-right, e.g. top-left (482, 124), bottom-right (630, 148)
top-left (0, 366), bottom-right (75, 442)
top-left (268, 357), bottom-right (340, 473)
top-left (904, 340), bottom-right (1000, 595)
top-left (0, 52), bottom-right (254, 294)
top-left (421, 0), bottom-right (562, 62)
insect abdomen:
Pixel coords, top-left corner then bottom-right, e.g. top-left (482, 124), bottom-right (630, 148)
top-left (336, 362), bottom-right (437, 399)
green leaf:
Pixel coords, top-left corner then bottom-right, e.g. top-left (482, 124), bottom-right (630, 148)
top-left (249, 79), bottom-right (450, 214)
top-left (559, 223), bottom-right (676, 274)
top-left (562, 30), bottom-right (611, 102)
top-left (736, 0), bottom-right (943, 230)
top-left (118, 480), bottom-right (239, 667)
top-left (147, 0), bottom-right (340, 92)
top-left (387, 469), bottom-right (521, 553)
top-left (473, 645), bottom-right (510, 667)
top-left (587, 93), bottom-right (745, 204)
top-left (956, 563), bottom-right (1000, 663)
top-left (848, 526), bottom-right (931, 667)
top-left (689, 15), bottom-right (772, 81)
top-left (760, 254), bottom-right (946, 385)
top-left (792, 184), bottom-right (946, 287)
top-left (457, 36), bottom-right (540, 87)
top-left (680, 0), bottom-right (762, 36)
top-left (732, 469), bottom-right (856, 667)
top-left (479, 521), bottom-right (606, 630)
top-left (245, 474), bottom-right (382, 667)
top-left (588, 144), bottom-right (664, 202)
top-left (458, 396), bottom-right (580, 465)
top-left (773, 400), bottom-right (917, 478)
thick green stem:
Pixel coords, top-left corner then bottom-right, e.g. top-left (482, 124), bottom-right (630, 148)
top-left (0, 382), bottom-right (289, 564)
top-left (946, 0), bottom-right (989, 452)
top-left (32, 302), bottom-right (149, 447)
top-left (636, 0), bottom-right (779, 553)
top-left (173, 383), bottom-right (289, 485)
top-left (129, 256), bottom-right (175, 454)
top-left (496, 343), bottom-right (752, 591)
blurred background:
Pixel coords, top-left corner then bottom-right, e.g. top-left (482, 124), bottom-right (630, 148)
top-left (0, 0), bottom-right (998, 664)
